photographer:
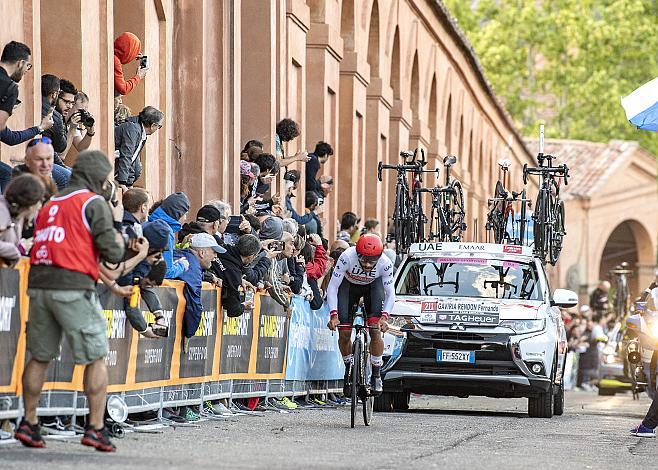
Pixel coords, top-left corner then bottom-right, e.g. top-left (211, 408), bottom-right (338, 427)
top-left (42, 78), bottom-right (77, 164)
top-left (17, 150), bottom-right (125, 452)
top-left (214, 234), bottom-right (261, 318)
top-left (114, 32), bottom-right (149, 96)
top-left (114, 106), bottom-right (164, 187)
top-left (0, 41), bottom-right (32, 132)
top-left (63, 91), bottom-right (96, 159)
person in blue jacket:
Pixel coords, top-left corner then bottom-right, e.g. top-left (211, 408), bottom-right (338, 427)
top-left (174, 232), bottom-right (225, 341)
top-left (148, 191), bottom-right (190, 279)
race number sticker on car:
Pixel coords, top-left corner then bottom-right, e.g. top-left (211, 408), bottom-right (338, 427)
top-left (421, 299), bottom-right (500, 325)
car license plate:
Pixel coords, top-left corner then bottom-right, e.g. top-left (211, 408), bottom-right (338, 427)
top-left (436, 349), bottom-right (475, 363)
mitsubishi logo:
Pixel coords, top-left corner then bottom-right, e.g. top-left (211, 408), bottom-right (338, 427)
top-left (449, 323), bottom-right (466, 331)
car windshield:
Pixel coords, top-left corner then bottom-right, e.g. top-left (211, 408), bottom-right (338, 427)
top-left (396, 256), bottom-right (542, 301)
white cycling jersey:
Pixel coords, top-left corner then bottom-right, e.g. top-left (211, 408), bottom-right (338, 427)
top-left (327, 246), bottom-right (396, 314)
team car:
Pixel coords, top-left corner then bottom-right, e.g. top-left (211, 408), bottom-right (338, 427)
top-left (378, 242), bottom-right (578, 418)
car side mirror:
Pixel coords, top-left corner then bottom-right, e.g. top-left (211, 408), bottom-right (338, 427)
top-left (551, 288), bottom-right (578, 308)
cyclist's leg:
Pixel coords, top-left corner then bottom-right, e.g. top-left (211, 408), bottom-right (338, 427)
top-left (364, 278), bottom-right (385, 394)
top-left (337, 279), bottom-right (357, 361)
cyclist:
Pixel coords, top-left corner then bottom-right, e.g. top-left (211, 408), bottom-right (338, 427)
top-left (326, 234), bottom-right (395, 396)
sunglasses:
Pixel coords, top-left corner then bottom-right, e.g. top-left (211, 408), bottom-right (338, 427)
top-left (27, 136), bottom-right (53, 147)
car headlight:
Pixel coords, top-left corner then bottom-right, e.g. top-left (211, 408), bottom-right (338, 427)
top-left (387, 315), bottom-right (417, 330)
top-left (499, 319), bottom-right (545, 334)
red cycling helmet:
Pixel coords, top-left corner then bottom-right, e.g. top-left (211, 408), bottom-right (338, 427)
top-left (356, 234), bottom-right (384, 257)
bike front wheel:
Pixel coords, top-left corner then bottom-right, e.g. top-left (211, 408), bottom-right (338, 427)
top-left (351, 336), bottom-right (362, 428)
top-left (448, 181), bottom-right (466, 242)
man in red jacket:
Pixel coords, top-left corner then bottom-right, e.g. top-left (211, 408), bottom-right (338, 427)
top-left (114, 32), bottom-right (149, 96)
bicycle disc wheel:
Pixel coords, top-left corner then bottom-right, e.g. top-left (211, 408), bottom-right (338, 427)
top-left (533, 192), bottom-right (547, 261)
top-left (351, 337), bottom-right (362, 428)
top-left (362, 338), bottom-right (373, 426)
top-left (448, 181), bottom-right (466, 242)
top-left (549, 199), bottom-right (565, 265)
top-left (394, 188), bottom-right (405, 254)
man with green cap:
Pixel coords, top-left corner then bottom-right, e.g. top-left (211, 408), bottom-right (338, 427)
top-left (15, 149), bottom-right (126, 452)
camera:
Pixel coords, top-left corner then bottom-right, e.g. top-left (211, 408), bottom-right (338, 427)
top-left (77, 109), bottom-right (95, 128)
top-left (139, 55), bottom-right (148, 69)
top-left (268, 241), bottom-right (284, 251)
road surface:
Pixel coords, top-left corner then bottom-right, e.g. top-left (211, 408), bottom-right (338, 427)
top-left (1, 391), bottom-right (654, 469)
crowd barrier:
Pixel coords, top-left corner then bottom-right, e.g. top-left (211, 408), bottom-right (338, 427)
top-left (0, 261), bottom-right (344, 421)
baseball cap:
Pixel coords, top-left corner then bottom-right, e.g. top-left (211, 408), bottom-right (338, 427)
top-left (189, 232), bottom-right (226, 254)
top-left (196, 204), bottom-right (222, 223)
top-left (240, 160), bottom-right (255, 179)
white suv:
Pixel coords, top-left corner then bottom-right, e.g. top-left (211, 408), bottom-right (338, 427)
top-left (379, 242), bottom-right (577, 418)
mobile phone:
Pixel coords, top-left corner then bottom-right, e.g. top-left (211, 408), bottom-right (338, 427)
top-left (139, 55), bottom-right (148, 69)
top-left (268, 241), bottom-right (284, 251)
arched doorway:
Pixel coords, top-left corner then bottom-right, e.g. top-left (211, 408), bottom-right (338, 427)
top-left (598, 220), bottom-right (654, 297)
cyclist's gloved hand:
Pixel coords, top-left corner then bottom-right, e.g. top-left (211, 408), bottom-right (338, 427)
top-left (327, 313), bottom-right (340, 331)
top-left (378, 315), bottom-right (389, 333)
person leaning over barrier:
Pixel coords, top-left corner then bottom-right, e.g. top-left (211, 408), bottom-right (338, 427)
top-left (214, 234), bottom-right (260, 318)
top-left (16, 150), bottom-right (125, 452)
top-left (174, 233), bottom-right (226, 349)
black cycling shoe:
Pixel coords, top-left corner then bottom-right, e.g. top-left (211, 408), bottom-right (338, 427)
top-left (371, 375), bottom-right (383, 397)
top-left (343, 366), bottom-right (352, 398)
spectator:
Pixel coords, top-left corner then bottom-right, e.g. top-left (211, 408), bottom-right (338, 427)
top-left (178, 204), bottom-right (224, 244)
top-left (282, 217), bottom-right (298, 236)
top-left (243, 216), bottom-right (281, 286)
top-left (121, 188), bottom-right (150, 239)
top-left (306, 141), bottom-right (333, 197)
top-left (148, 191), bottom-right (190, 279)
top-left (114, 32), bottom-right (148, 96)
top-left (62, 91), bottom-right (96, 159)
top-left (240, 160), bottom-right (256, 206)
top-left (266, 230), bottom-right (295, 308)
top-left (112, 219), bottom-right (171, 338)
top-left (114, 100), bottom-right (132, 125)
top-left (42, 78), bottom-right (77, 164)
top-left (589, 281), bottom-right (610, 316)
top-left (302, 191), bottom-right (323, 238)
top-left (304, 233), bottom-right (327, 310)
top-left (17, 150), bottom-right (125, 452)
top-left (175, 233), bottom-right (225, 341)
top-left (0, 174), bottom-right (44, 266)
top-left (0, 112), bottom-right (54, 192)
top-left (214, 234), bottom-right (260, 318)
top-left (287, 234), bottom-right (306, 296)
top-left (283, 170), bottom-right (314, 226)
top-left (12, 137), bottom-right (60, 199)
top-left (275, 118), bottom-right (310, 167)
top-left (336, 211), bottom-right (360, 244)
top-left (240, 139), bottom-right (263, 161)
top-left (321, 245), bottom-right (348, 294)
top-left (362, 218), bottom-right (380, 235)
top-left (114, 105), bottom-right (164, 187)
top-left (0, 41), bottom-right (32, 131)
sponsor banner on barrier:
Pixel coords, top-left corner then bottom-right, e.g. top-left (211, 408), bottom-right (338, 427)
top-left (0, 268), bottom-right (21, 391)
top-left (255, 295), bottom-right (288, 375)
top-left (285, 297), bottom-right (343, 381)
top-left (179, 289), bottom-right (219, 379)
top-left (219, 307), bottom-right (254, 375)
top-left (134, 287), bottom-right (179, 384)
top-left (98, 285), bottom-right (133, 386)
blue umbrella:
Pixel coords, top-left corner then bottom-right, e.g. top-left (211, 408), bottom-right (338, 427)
top-left (621, 77), bottom-right (658, 132)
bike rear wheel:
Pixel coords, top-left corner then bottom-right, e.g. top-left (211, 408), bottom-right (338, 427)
top-left (351, 337), bottom-right (362, 428)
top-left (362, 334), bottom-right (373, 426)
top-left (448, 181), bottom-right (466, 242)
top-left (549, 198), bottom-right (565, 265)
top-left (393, 187), bottom-right (406, 254)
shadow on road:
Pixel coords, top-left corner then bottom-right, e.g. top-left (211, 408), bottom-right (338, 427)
top-left (402, 407), bottom-right (527, 418)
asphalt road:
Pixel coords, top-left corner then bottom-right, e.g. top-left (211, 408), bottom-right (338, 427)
top-left (1, 390), bottom-right (655, 469)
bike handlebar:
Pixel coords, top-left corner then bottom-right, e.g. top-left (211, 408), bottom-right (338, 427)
top-left (522, 163), bottom-right (570, 186)
top-left (377, 160), bottom-right (436, 181)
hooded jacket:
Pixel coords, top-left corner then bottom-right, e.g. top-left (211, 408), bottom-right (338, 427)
top-left (148, 192), bottom-right (189, 279)
top-left (214, 244), bottom-right (246, 317)
top-left (28, 151), bottom-right (125, 290)
top-left (114, 32), bottom-right (142, 96)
